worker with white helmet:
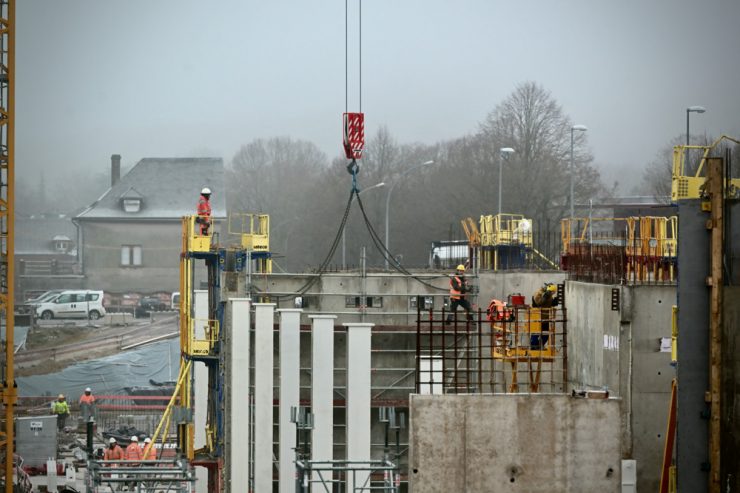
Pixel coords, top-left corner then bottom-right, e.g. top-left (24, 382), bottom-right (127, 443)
top-left (104, 437), bottom-right (124, 461)
top-left (446, 264), bottom-right (474, 323)
top-left (196, 186), bottom-right (212, 235)
top-left (50, 394), bottom-right (70, 431)
top-left (143, 437), bottom-right (156, 461)
top-left (125, 435), bottom-right (143, 463)
top-left (79, 387), bottom-right (96, 422)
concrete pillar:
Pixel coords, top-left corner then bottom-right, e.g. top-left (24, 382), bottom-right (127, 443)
top-left (344, 323), bottom-right (373, 492)
top-left (254, 303), bottom-right (276, 493)
top-left (193, 290), bottom-right (209, 493)
top-left (309, 315), bottom-right (337, 486)
top-left (278, 309), bottom-right (302, 493)
top-left (228, 298), bottom-right (251, 493)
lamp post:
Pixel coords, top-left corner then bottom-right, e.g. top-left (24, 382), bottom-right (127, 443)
top-left (685, 106), bottom-right (706, 173)
top-left (570, 125), bottom-right (588, 219)
top-left (342, 182), bottom-right (385, 270)
top-left (498, 148), bottom-right (515, 216)
top-left (384, 160), bottom-right (435, 270)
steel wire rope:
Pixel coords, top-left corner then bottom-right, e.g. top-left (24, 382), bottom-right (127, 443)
top-left (257, 190), bottom-right (356, 300)
top-left (354, 193), bottom-right (448, 292)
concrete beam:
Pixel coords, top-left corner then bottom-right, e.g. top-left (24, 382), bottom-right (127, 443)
top-left (310, 315), bottom-right (337, 486)
top-left (278, 309), bottom-right (302, 493)
top-left (344, 323), bottom-right (373, 491)
top-left (228, 298), bottom-right (251, 493)
top-left (254, 303), bottom-right (276, 493)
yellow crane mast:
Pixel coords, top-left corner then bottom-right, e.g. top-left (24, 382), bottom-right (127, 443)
top-left (0, 2), bottom-right (16, 492)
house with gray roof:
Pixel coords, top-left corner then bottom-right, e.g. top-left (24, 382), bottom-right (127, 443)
top-left (74, 155), bottom-right (226, 293)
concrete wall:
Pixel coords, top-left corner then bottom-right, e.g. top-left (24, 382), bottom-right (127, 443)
top-left (566, 280), bottom-right (675, 491)
top-left (409, 394), bottom-right (622, 493)
top-left (254, 270), bottom-right (567, 326)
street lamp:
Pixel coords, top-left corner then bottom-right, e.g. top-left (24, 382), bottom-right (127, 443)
top-left (498, 148), bottom-right (515, 216)
top-left (342, 182), bottom-right (385, 270)
top-left (570, 124), bottom-right (588, 219)
top-left (384, 160), bottom-right (435, 270)
top-left (686, 105), bottom-right (706, 146)
top-left (685, 106), bottom-right (706, 174)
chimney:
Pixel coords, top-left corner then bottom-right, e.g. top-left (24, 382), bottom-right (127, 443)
top-left (111, 154), bottom-right (121, 187)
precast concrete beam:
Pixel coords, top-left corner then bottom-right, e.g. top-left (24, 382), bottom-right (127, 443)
top-left (228, 298), bottom-right (251, 493)
top-left (310, 315), bottom-right (337, 486)
top-left (344, 323), bottom-right (373, 492)
top-left (278, 309), bottom-right (302, 493)
top-left (254, 303), bottom-right (276, 493)
top-left (193, 290), bottom-right (209, 493)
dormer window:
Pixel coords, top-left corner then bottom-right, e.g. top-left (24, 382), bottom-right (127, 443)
top-left (119, 187), bottom-right (144, 213)
top-left (123, 198), bottom-right (141, 212)
top-left (52, 235), bottom-right (72, 253)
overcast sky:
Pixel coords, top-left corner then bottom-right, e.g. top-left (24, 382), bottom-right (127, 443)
top-left (17, 0), bottom-right (740, 192)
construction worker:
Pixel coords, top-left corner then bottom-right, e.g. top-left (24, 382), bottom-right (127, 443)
top-left (142, 437), bottom-right (157, 461)
top-left (196, 187), bottom-right (212, 235)
top-left (447, 264), bottom-right (473, 323)
top-left (531, 283), bottom-right (559, 349)
top-left (79, 387), bottom-right (96, 422)
top-left (125, 436), bottom-right (143, 463)
top-left (51, 394), bottom-right (70, 431)
top-left (532, 283), bottom-right (559, 308)
top-left (104, 437), bottom-right (124, 461)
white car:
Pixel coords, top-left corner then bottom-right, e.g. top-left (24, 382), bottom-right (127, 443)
top-left (35, 290), bottom-right (106, 320)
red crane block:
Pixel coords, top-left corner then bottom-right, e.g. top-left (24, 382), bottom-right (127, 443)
top-left (343, 112), bottom-right (365, 160)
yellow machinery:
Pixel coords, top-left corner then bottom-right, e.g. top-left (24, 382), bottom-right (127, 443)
top-left (671, 135), bottom-right (740, 201)
top-left (491, 306), bottom-right (561, 392)
top-left (229, 213), bottom-right (272, 273)
top-left (479, 213), bottom-right (533, 270)
top-left (0, 3), bottom-right (16, 492)
top-left (561, 216), bottom-right (678, 282)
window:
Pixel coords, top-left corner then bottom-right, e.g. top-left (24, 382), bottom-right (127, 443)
top-left (56, 294), bottom-right (73, 303)
top-left (55, 241), bottom-right (68, 252)
top-left (122, 198), bottom-right (141, 213)
top-left (345, 296), bottom-right (383, 308)
top-left (409, 296), bottom-right (434, 310)
top-left (121, 245), bottom-right (143, 266)
top-left (86, 293), bottom-right (99, 301)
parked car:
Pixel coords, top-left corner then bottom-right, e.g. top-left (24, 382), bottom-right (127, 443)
top-left (171, 292), bottom-right (180, 311)
top-left (35, 290), bottom-right (106, 320)
top-left (19, 290), bottom-right (64, 314)
top-left (135, 296), bottom-right (167, 318)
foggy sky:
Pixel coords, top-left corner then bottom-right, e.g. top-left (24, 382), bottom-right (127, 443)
top-left (17, 0), bottom-right (740, 193)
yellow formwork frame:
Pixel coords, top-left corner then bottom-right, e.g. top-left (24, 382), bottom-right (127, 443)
top-left (479, 213), bottom-right (534, 270)
top-left (0, 3), bottom-right (15, 492)
top-left (229, 213), bottom-right (270, 252)
top-left (671, 135), bottom-right (740, 201)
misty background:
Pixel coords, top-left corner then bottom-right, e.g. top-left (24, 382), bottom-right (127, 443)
top-left (16, 0), bottom-right (740, 270)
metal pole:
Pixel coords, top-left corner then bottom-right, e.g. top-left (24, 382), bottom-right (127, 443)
top-left (498, 154), bottom-right (503, 217)
top-left (384, 183), bottom-right (395, 271)
top-left (570, 128), bottom-right (575, 219)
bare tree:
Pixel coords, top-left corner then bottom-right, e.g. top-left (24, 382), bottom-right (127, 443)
top-left (478, 81), bottom-right (604, 230)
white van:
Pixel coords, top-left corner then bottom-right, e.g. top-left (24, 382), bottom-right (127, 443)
top-left (35, 290), bottom-right (106, 320)
top-left (171, 292), bottom-right (180, 311)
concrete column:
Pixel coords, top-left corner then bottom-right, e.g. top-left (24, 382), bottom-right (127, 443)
top-left (228, 298), bottom-right (251, 493)
top-left (309, 315), bottom-right (337, 486)
top-left (344, 323), bottom-right (373, 492)
top-left (254, 303), bottom-right (276, 493)
top-left (278, 309), bottom-right (302, 493)
top-left (193, 290), bottom-right (209, 493)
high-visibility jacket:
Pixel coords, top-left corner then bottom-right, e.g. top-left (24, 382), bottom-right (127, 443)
top-left (449, 276), bottom-right (467, 300)
top-left (197, 196), bottom-right (212, 234)
top-left (80, 394), bottom-right (95, 405)
top-left (125, 443), bottom-right (143, 462)
top-left (104, 445), bottom-right (124, 461)
top-left (51, 400), bottom-right (69, 415)
top-left (143, 444), bottom-right (157, 461)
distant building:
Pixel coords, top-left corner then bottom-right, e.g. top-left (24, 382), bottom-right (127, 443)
top-left (15, 213), bottom-right (84, 301)
top-left (73, 155), bottom-right (226, 294)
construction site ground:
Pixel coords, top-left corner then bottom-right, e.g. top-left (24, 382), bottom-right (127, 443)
top-left (16, 313), bottom-right (179, 377)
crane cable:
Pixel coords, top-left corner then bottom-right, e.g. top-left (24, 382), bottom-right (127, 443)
top-left (355, 193), bottom-right (448, 292)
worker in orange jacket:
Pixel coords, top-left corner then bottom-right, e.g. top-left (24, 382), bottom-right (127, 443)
top-left (446, 264), bottom-right (473, 323)
top-left (79, 387), bottom-right (96, 422)
top-left (142, 437), bottom-right (157, 461)
top-left (196, 187), bottom-right (212, 235)
top-left (104, 437), bottom-right (124, 461)
top-left (125, 436), bottom-right (143, 463)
